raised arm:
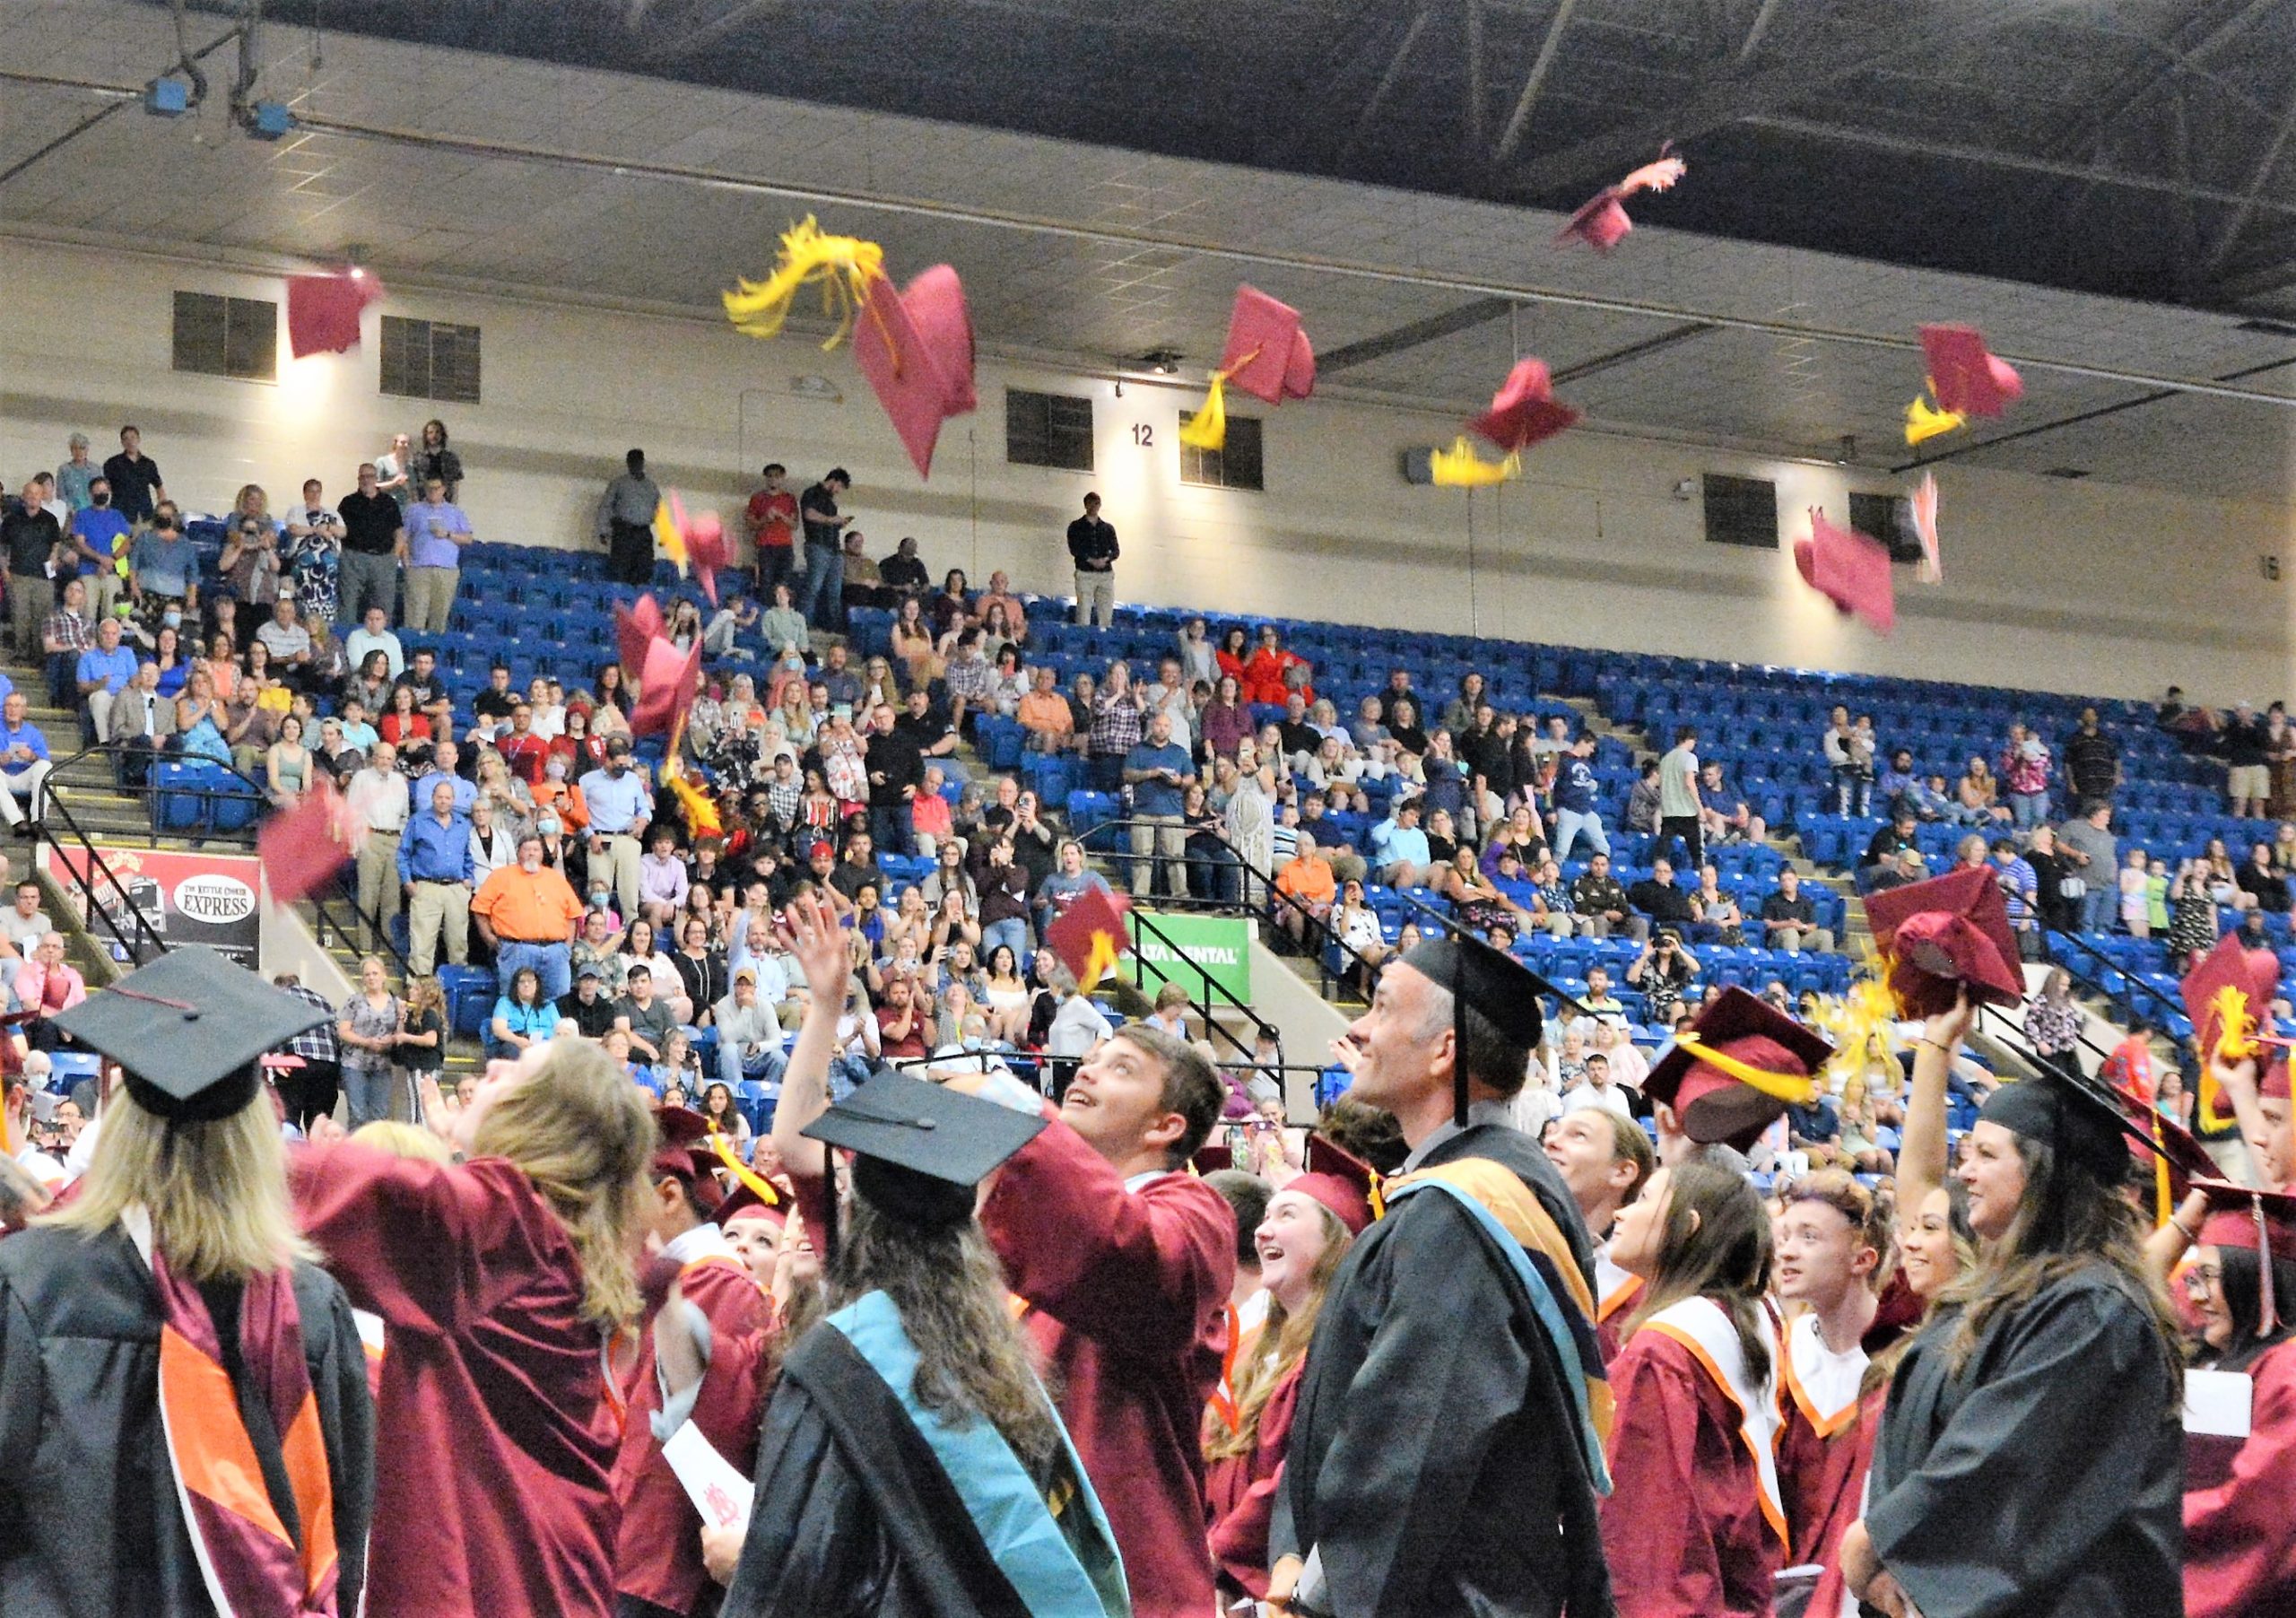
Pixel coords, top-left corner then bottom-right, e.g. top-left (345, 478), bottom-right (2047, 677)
top-left (1899, 992), bottom-right (1973, 1216)
top-left (768, 893), bottom-right (854, 1181)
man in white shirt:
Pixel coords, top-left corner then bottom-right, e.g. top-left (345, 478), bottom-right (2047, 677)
top-left (255, 597), bottom-right (314, 682)
top-left (343, 605), bottom-right (404, 680)
top-left (468, 798), bottom-right (517, 888)
top-left (711, 965), bottom-right (788, 1093)
top-left (0, 882), bottom-right (51, 955)
top-left (1560, 1052), bottom-right (1634, 1118)
top-left (345, 741), bottom-right (411, 952)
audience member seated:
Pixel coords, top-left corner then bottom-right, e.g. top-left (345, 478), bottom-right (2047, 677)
top-left (1626, 857), bottom-right (1693, 936)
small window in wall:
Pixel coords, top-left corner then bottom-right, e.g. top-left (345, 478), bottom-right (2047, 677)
top-left (1006, 388), bottom-right (1095, 471)
top-left (172, 291), bottom-right (276, 381)
top-left (1849, 490), bottom-right (1923, 565)
top-left (1701, 473), bottom-right (1778, 548)
top-left (381, 316), bottom-right (483, 404)
top-left (1179, 413), bottom-right (1264, 491)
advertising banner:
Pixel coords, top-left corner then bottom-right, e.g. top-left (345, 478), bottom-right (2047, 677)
top-left (45, 845), bottom-right (263, 967)
top-left (1127, 911), bottom-right (1254, 1005)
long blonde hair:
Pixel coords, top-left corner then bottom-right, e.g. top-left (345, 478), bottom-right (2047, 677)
top-left (470, 1040), bottom-right (656, 1327)
top-left (47, 1085), bottom-right (315, 1282)
top-left (1204, 1202), bottom-right (1352, 1464)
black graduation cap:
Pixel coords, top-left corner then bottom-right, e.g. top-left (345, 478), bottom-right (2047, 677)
top-left (803, 1068), bottom-right (1047, 1230)
top-left (1398, 933), bottom-right (1584, 1127)
top-left (1978, 1056), bottom-right (2170, 1185)
top-left (51, 945), bottom-right (329, 1126)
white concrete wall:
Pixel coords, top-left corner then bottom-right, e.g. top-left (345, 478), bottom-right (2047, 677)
top-left (4, 234), bottom-right (2288, 703)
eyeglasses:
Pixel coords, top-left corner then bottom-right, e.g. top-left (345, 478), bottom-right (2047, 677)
top-left (2182, 1265), bottom-right (2224, 1293)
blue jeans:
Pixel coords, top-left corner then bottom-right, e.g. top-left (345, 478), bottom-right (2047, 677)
top-left (718, 1038), bottom-right (789, 1094)
top-left (343, 1060), bottom-right (394, 1128)
top-left (2009, 790), bottom-right (2048, 831)
top-left (2079, 881), bottom-right (2116, 934)
top-left (798, 542), bottom-right (843, 631)
top-left (869, 801), bottom-right (915, 859)
top-left (1554, 807), bottom-right (1609, 864)
top-left (981, 916), bottom-right (1031, 968)
top-left (1832, 767), bottom-right (1871, 817)
top-left (497, 940), bottom-right (570, 1003)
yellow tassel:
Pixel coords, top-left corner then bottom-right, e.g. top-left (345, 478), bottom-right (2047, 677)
top-left (1080, 927), bottom-right (1122, 992)
top-left (1671, 1033), bottom-right (1820, 1106)
top-left (709, 1131), bottom-right (779, 1208)
top-left (2153, 1115), bottom-right (2173, 1229)
top-left (651, 500), bottom-right (686, 571)
top-left (666, 771), bottom-right (721, 839)
top-left (722, 216), bottom-right (887, 349)
top-left (1904, 393), bottom-right (1966, 447)
top-left (1808, 976), bottom-right (1903, 1100)
top-left (2197, 985), bottom-right (2255, 1128)
top-left (1430, 435), bottom-right (1521, 487)
top-left (1179, 372), bottom-right (1230, 451)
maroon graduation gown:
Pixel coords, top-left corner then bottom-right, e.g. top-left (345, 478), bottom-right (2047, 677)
top-left (978, 1116), bottom-right (1236, 1618)
top-left (1774, 1339), bottom-right (1866, 1567)
top-left (1805, 1390), bottom-right (1883, 1618)
top-left (1600, 1327), bottom-right (1781, 1617)
top-left (1203, 1359), bottom-right (1302, 1601)
top-left (612, 1249), bottom-right (777, 1616)
top-left (2186, 1335), bottom-right (2296, 1618)
top-left (291, 1142), bottom-right (621, 1618)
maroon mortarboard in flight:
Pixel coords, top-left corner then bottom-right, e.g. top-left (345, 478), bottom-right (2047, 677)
top-left (630, 635), bottom-right (704, 738)
top-left (1795, 508), bottom-right (1896, 635)
top-left (1468, 358), bottom-right (1581, 455)
top-left (684, 508), bottom-right (732, 607)
top-left (1918, 325), bottom-right (2023, 419)
top-left (1643, 987), bottom-right (1834, 1153)
top-left (1190, 1142), bottom-right (1235, 1174)
top-left (2182, 930), bottom-right (2282, 1062)
top-left (1862, 865), bottom-right (2024, 1018)
top-left (259, 777), bottom-right (365, 905)
top-left (615, 594), bottom-right (665, 679)
top-left (1555, 146), bottom-right (1688, 255)
top-left (854, 264), bottom-right (977, 480)
top-left (1219, 285), bottom-right (1316, 406)
top-left (1045, 884), bottom-right (1131, 990)
top-left (285, 271), bottom-right (384, 359)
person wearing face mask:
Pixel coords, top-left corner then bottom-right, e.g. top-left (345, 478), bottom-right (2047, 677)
top-left (127, 505), bottom-right (200, 624)
top-left (473, 831), bottom-right (585, 1004)
top-left (68, 474), bottom-right (130, 621)
top-left (579, 735), bottom-right (652, 925)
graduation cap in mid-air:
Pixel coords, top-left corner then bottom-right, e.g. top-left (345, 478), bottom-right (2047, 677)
top-left (1044, 885), bottom-right (1130, 991)
top-left (615, 594), bottom-right (666, 681)
top-left (629, 635), bottom-right (704, 739)
top-left (1218, 285), bottom-right (1317, 407)
top-left (1468, 358), bottom-right (1580, 455)
top-left (1554, 145), bottom-right (1688, 254)
top-left (1643, 987), bottom-right (1835, 1153)
top-left (855, 264), bottom-right (978, 480)
top-left (1395, 932), bottom-right (1577, 1128)
top-left (52, 946), bottom-right (330, 1126)
top-left (1795, 507), bottom-right (1896, 635)
top-left (285, 270), bottom-right (385, 359)
top-left (1909, 472), bottom-right (1942, 584)
top-left (259, 776), bottom-right (365, 904)
top-left (803, 1067), bottom-right (1046, 1231)
top-left (1862, 865), bottom-right (2025, 1019)
top-left (1918, 324), bottom-right (2023, 419)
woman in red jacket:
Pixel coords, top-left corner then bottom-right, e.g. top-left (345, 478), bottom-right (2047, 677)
top-left (1201, 1146), bottom-right (1371, 1604)
top-left (1599, 1160), bottom-right (1783, 1618)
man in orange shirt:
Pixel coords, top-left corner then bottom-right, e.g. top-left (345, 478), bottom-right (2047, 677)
top-left (1017, 665), bottom-right (1075, 753)
top-left (1274, 830), bottom-right (1338, 950)
top-left (976, 569), bottom-right (1029, 646)
top-left (472, 831), bottom-right (583, 1000)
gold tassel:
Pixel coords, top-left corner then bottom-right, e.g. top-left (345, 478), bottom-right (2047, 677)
top-left (1431, 435), bottom-right (1521, 487)
top-left (722, 216), bottom-right (887, 349)
top-left (1904, 393), bottom-right (1966, 447)
top-left (1671, 1033), bottom-right (1821, 1106)
top-left (2197, 985), bottom-right (2255, 1128)
top-left (709, 1131), bottom-right (779, 1208)
top-left (1179, 372), bottom-right (1231, 451)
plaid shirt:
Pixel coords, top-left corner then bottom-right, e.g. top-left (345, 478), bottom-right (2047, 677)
top-left (1090, 692), bottom-right (1143, 756)
top-left (42, 607), bottom-right (91, 655)
top-left (765, 776), bottom-right (804, 831)
top-left (945, 654), bottom-right (994, 706)
top-left (279, 982), bottom-right (341, 1062)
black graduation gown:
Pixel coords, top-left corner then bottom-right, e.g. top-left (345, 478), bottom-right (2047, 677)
top-left (720, 1321), bottom-right (1074, 1618)
top-left (1866, 1264), bottom-right (2183, 1618)
top-left (0, 1222), bottom-right (374, 1618)
top-left (1283, 1123), bottom-right (1611, 1618)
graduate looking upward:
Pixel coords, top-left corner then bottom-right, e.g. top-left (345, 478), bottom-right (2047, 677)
top-left (1544, 1106), bottom-right (1655, 1364)
top-left (290, 1035), bottom-right (657, 1618)
top-left (1844, 1061), bottom-right (2187, 1618)
top-left (1277, 934), bottom-right (1611, 1618)
top-left (769, 894), bottom-right (1235, 1618)
top-left (0, 947), bottom-right (376, 1618)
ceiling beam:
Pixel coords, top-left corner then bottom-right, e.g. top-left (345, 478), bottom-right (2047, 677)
top-left (1502, 0), bottom-right (2094, 202)
top-left (1318, 296), bottom-right (1514, 373)
top-left (2036, 0), bottom-right (2280, 161)
top-left (1491, 0), bottom-right (1578, 168)
top-left (1463, 0), bottom-right (1486, 186)
top-left (643, 0), bottom-right (791, 65)
top-left (1735, 0), bottom-right (1786, 64)
top-left (1335, 7), bottom-right (1432, 168)
top-left (2199, 76), bottom-right (2296, 280)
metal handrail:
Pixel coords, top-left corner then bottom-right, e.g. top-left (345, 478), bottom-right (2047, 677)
top-left (32, 795), bottom-right (170, 967)
top-left (1124, 902), bottom-right (1276, 1069)
top-left (2047, 926), bottom-right (2185, 1031)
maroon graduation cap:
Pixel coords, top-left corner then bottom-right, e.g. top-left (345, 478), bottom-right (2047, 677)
top-left (1468, 358), bottom-right (1581, 454)
top-left (854, 264), bottom-right (978, 480)
top-left (1795, 507), bottom-right (1896, 635)
top-left (1643, 987), bottom-right (1834, 1153)
top-left (629, 635), bottom-right (704, 738)
top-left (1918, 325), bottom-right (2023, 418)
top-left (2182, 931), bottom-right (2281, 1062)
top-left (615, 594), bottom-right (665, 680)
top-left (1287, 1135), bottom-right (1377, 1234)
top-left (1044, 884), bottom-right (1131, 990)
top-left (285, 270), bottom-right (384, 359)
top-left (684, 509), bottom-right (732, 606)
top-left (1555, 146), bottom-right (1688, 254)
top-left (258, 777), bottom-right (363, 904)
top-left (1218, 285), bottom-right (1316, 406)
top-left (1863, 865), bottom-right (2025, 1018)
